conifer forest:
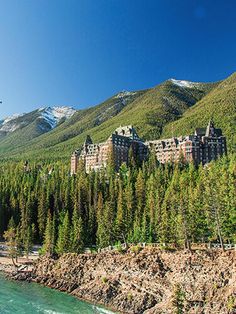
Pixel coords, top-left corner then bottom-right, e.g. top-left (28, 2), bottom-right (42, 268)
top-left (0, 153), bottom-right (235, 256)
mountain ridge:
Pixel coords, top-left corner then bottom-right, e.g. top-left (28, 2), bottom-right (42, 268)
top-left (0, 106), bottom-right (76, 153)
top-left (0, 105), bottom-right (76, 135)
top-left (163, 72), bottom-right (236, 151)
top-left (0, 73), bottom-right (235, 160)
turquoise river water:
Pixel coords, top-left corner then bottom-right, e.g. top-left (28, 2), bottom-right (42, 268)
top-left (0, 274), bottom-right (114, 314)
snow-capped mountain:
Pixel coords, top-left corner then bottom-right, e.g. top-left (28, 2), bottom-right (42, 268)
top-left (38, 106), bottom-right (76, 129)
top-left (0, 106), bottom-right (76, 136)
top-left (0, 113), bottom-right (25, 133)
top-left (170, 79), bottom-right (201, 88)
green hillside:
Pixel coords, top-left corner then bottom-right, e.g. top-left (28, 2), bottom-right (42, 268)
top-left (1, 73), bottom-right (235, 161)
top-left (0, 91), bottom-right (146, 155)
top-left (162, 73), bottom-right (236, 151)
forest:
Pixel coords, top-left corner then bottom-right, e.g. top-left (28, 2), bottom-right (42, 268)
top-left (0, 153), bottom-right (235, 257)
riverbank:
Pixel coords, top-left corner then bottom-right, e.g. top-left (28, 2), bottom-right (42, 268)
top-left (0, 253), bottom-right (38, 275)
top-left (0, 273), bottom-right (114, 314)
top-left (0, 255), bottom-right (117, 313)
top-left (11, 247), bottom-right (236, 314)
top-left (0, 256), bottom-right (15, 273)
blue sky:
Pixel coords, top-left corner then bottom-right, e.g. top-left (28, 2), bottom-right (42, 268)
top-left (0, 0), bottom-right (235, 118)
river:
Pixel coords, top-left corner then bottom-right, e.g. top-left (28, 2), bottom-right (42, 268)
top-left (0, 274), bottom-right (114, 314)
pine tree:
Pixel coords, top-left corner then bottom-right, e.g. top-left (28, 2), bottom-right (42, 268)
top-left (3, 217), bottom-right (19, 266)
top-left (23, 224), bottom-right (35, 259)
top-left (203, 166), bottom-right (225, 249)
top-left (146, 174), bottom-right (156, 242)
top-left (124, 174), bottom-right (134, 238)
top-left (56, 211), bottom-right (71, 254)
top-left (134, 169), bottom-right (146, 235)
top-left (70, 207), bottom-right (84, 253)
top-left (97, 201), bottom-right (114, 248)
top-left (37, 188), bottom-right (48, 239)
top-left (115, 181), bottom-right (127, 242)
top-left (42, 211), bottom-right (56, 255)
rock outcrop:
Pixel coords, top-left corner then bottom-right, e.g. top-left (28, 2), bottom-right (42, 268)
top-left (25, 248), bottom-right (236, 313)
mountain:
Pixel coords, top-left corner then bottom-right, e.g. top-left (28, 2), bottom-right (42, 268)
top-left (0, 73), bottom-right (235, 160)
top-left (0, 106), bottom-right (76, 154)
top-left (94, 78), bottom-right (217, 142)
top-left (0, 106), bottom-right (76, 136)
top-left (16, 78), bottom-right (216, 159)
top-left (162, 73), bottom-right (236, 151)
top-left (0, 90), bottom-right (147, 157)
top-left (0, 113), bottom-right (25, 136)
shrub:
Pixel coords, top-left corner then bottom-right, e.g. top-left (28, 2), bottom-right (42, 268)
top-left (227, 295), bottom-right (236, 311)
top-left (172, 284), bottom-right (186, 314)
top-left (101, 276), bottom-right (108, 284)
top-left (130, 245), bottom-right (142, 254)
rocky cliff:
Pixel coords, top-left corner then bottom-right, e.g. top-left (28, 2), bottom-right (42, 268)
top-left (26, 248), bottom-right (235, 313)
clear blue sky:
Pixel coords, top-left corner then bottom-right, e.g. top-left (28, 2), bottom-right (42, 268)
top-left (0, 0), bottom-right (235, 118)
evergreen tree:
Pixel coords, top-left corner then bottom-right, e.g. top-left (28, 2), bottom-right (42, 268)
top-left (42, 212), bottom-right (56, 255)
top-left (115, 181), bottom-right (127, 242)
top-left (56, 211), bottom-right (71, 254)
top-left (23, 224), bottom-right (35, 259)
top-left (70, 207), bottom-right (84, 253)
top-left (3, 217), bottom-right (19, 266)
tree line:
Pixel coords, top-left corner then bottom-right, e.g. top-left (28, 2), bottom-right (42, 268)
top-left (0, 153), bottom-right (235, 259)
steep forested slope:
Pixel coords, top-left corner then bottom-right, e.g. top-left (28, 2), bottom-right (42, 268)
top-left (0, 90), bottom-right (146, 158)
top-left (0, 78), bottom-right (217, 160)
top-left (163, 73), bottom-right (236, 151)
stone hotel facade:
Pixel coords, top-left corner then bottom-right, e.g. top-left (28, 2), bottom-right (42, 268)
top-left (71, 120), bottom-right (227, 174)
